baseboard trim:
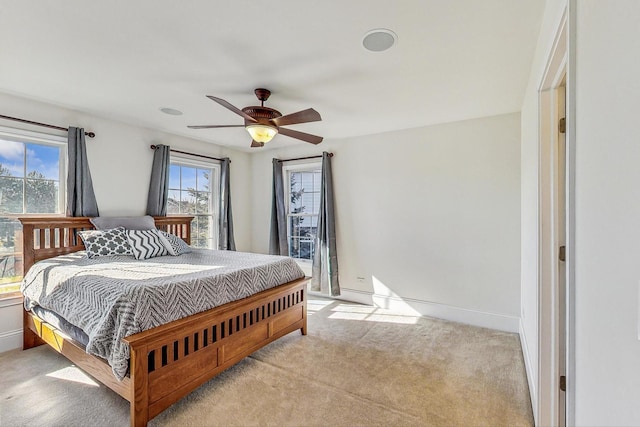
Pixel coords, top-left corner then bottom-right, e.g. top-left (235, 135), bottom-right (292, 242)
top-left (519, 319), bottom-right (538, 425)
top-left (336, 288), bottom-right (374, 305)
top-left (0, 328), bottom-right (22, 353)
top-left (338, 288), bottom-right (519, 333)
top-left (0, 294), bottom-right (22, 308)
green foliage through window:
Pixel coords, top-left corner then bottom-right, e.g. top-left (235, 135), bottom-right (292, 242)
top-left (0, 137), bottom-right (64, 290)
top-left (167, 162), bottom-right (217, 249)
top-left (287, 169), bottom-right (321, 261)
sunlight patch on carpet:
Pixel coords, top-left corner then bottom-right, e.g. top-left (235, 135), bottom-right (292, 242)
top-left (329, 304), bottom-right (419, 324)
top-left (307, 298), bottom-right (334, 315)
top-left (46, 366), bottom-right (99, 387)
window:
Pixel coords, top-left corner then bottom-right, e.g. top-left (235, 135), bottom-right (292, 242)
top-left (167, 158), bottom-right (220, 249)
top-left (0, 127), bottom-right (66, 295)
top-left (285, 163), bottom-right (322, 261)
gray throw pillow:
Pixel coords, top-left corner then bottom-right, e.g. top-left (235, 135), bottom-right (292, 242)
top-left (158, 230), bottom-right (192, 256)
top-left (90, 215), bottom-right (155, 230)
top-left (78, 227), bottom-right (133, 258)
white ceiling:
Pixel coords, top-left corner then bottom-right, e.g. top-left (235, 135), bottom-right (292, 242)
top-left (0, 1), bottom-right (544, 151)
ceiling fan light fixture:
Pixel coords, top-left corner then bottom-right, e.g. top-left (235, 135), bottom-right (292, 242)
top-left (246, 124), bottom-right (278, 143)
top-left (189, 90), bottom-right (322, 147)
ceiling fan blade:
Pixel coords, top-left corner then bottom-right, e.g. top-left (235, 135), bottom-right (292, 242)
top-left (187, 125), bottom-right (246, 129)
top-left (278, 127), bottom-right (323, 144)
top-left (271, 108), bottom-right (321, 127)
top-left (206, 95), bottom-right (257, 123)
top-left (250, 140), bottom-right (264, 148)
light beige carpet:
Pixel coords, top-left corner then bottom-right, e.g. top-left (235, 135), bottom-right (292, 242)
top-left (0, 298), bottom-right (533, 426)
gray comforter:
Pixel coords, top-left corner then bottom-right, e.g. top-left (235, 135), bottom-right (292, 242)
top-left (21, 249), bottom-right (305, 380)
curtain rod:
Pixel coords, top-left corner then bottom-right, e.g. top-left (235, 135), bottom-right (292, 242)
top-left (278, 153), bottom-right (333, 163)
top-left (150, 145), bottom-right (228, 162)
top-left (0, 114), bottom-right (96, 138)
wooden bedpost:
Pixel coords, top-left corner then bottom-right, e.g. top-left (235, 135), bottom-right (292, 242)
top-left (23, 308), bottom-right (45, 349)
top-left (301, 288), bottom-right (308, 335)
top-left (21, 219), bottom-right (43, 348)
top-left (20, 219), bottom-right (35, 276)
top-left (129, 343), bottom-right (149, 427)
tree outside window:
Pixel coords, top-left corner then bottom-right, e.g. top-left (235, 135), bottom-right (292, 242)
top-left (167, 161), bottom-right (219, 249)
top-left (0, 136), bottom-right (65, 293)
top-left (287, 168), bottom-right (321, 261)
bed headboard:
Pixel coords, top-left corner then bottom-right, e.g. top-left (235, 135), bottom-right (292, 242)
top-left (18, 216), bottom-right (193, 274)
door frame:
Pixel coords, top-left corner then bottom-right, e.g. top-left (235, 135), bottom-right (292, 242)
top-left (537, 5), bottom-right (575, 426)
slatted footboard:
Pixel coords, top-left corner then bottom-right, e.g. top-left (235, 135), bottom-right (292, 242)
top-left (19, 216), bottom-right (308, 427)
top-left (126, 278), bottom-right (307, 426)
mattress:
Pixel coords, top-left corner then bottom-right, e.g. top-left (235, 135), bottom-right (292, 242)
top-left (21, 249), bottom-right (305, 380)
top-left (31, 305), bottom-right (89, 348)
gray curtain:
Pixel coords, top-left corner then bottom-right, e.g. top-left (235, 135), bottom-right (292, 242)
top-left (146, 144), bottom-right (170, 216)
top-left (311, 152), bottom-right (340, 296)
top-left (269, 158), bottom-right (288, 255)
top-left (218, 158), bottom-right (236, 250)
top-left (66, 127), bottom-right (99, 217)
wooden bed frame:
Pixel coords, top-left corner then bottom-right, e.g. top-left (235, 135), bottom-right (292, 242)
top-left (19, 216), bottom-right (308, 427)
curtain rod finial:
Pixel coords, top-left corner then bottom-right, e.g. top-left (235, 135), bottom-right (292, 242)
top-left (86, 132), bottom-right (96, 138)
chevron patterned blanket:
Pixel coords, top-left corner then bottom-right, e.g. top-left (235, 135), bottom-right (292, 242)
top-left (21, 249), bottom-right (305, 380)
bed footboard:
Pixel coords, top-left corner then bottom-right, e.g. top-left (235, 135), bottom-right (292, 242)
top-left (23, 277), bottom-right (308, 427)
top-left (125, 277), bottom-right (308, 427)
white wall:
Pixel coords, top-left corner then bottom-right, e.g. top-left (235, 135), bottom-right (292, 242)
top-left (519, 0), bottom-right (567, 419)
top-left (0, 91), bottom-right (253, 352)
top-left (0, 298), bottom-right (23, 352)
top-left (573, 1), bottom-right (640, 424)
top-left (521, 0), bottom-right (640, 425)
top-left (251, 113), bottom-right (522, 331)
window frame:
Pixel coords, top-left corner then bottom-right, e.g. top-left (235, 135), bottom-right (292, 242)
top-left (167, 155), bottom-right (220, 249)
top-left (0, 126), bottom-right (67, 215)
top-left (0, 126), bottom-right (67, 296)
top-left (283, 161), bottom-right (322, 264)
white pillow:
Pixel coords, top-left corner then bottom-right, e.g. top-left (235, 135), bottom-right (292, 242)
top-left (158, 230), bottom-right (192, 256)
top-left (127, 229), bottom-right (169, 260)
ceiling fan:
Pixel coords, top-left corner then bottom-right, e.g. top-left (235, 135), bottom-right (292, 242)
top-left (188, 88), bottom-right (323, 148)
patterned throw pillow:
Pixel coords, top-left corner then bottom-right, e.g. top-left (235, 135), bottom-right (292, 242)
top-left (158, 230), bottom-right (192, 256)
top-left (79, 227), bottom-right (133, 258)
top-left (126, 229), bottom-right (169, 260)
